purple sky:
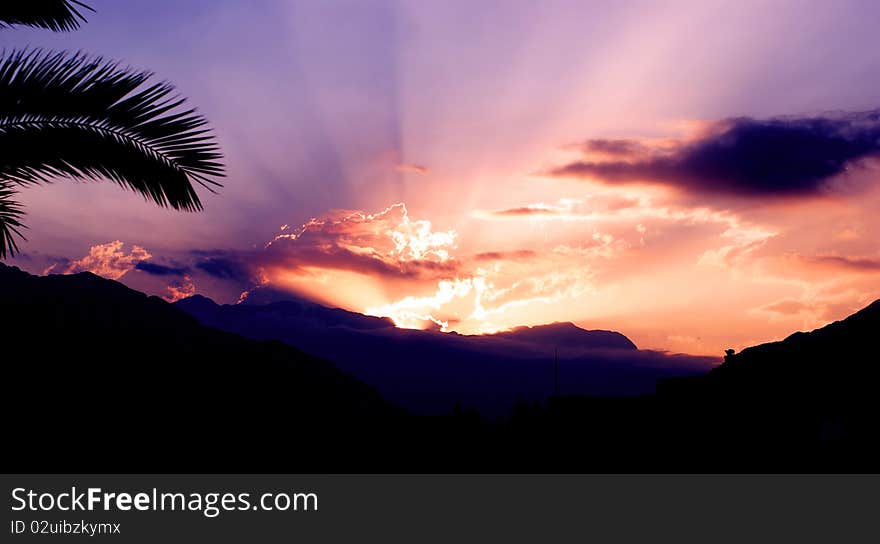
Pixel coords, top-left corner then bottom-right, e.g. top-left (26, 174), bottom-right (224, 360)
top-left (5, 0), bottom-right (880, 354)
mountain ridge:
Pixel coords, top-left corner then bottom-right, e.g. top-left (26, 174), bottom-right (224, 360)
top-left (180, 293), bottom-right (638, 348)
top-left (4, 262), bottom-right (880, 470)
top-left (0, 262), bottom-right (407, 471)
top-left (175, 293), bottom-right (714, 415)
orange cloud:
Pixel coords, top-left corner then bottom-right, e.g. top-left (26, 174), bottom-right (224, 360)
top-left (759, 252), bottom-right (880, 283)
top-left (224, 202), bottom-right (635, 334)
top-left (364, 227), bottom-right (628, 333)
top-left (760, 299), bottom-right (814, 316)
top-left (264, 203), bottom-right (459, 279)
top-left (473, 250), bottom-right (537, 261)
top-left (164, 275), bottom-right (196, 302)
top-left (239, 194), bottom-right (791, 341)
top-left (44, 241), bottom-right (151, 280)
top-left (229, 204), bottom-right (464, 311)
top-left (473, 195), bottom-right (643, 221)
top-left (802, 255), bottom-right (880, 273)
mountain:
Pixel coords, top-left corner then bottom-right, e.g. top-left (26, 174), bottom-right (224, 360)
top-left (699, 299), bottom-right (880, 444)
top-left (717, 298), bottom-right (880, 378)
top-left (6, 261), bottom-right (879, 471)
top-left (629, 298), bottom-right (880, 468)
top-left (489, 321), bottom-right (637, 351)
top-left (0, 263), bottom-right (408, 471)
top-left (498, 298), bottom-right (880, 471)
top-left (236, 286), bottom-right (637, 351)
top-left (237, 287), bottom-right (398, 331)
top-left (176, 294), bottom-right (714, 415)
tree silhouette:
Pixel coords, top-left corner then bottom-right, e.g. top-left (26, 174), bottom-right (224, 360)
top-left (0, 1), bottom-right (224, 258)
top-left (0, 1), bottom-right (92, 32)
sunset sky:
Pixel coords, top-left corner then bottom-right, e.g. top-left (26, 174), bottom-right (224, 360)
top-left (4, 0), bottom-right (880, 355)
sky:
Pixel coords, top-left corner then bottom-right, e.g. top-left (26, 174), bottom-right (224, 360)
top-left (4, 0), bottom-right (880, 356)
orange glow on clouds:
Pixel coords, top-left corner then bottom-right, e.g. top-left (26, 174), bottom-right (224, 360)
top-left (254, 201), bottom-right (630, 335)
top-left (30, 120), bottom-right (880, 359)
top-left (42, 178), bottom-right (880, 359)
top-left (44, 241), bottom-right (199, 304)
top-left (44, 240), bottom-right (150, 280)
top-left (164, 275), bottom-right (196, 302)
top-left (245, 172), bottom-right (880, 356)
top-left (268, 203), bottom-right (457, 265)
top-left (12, 1), bottom-right (880, 361)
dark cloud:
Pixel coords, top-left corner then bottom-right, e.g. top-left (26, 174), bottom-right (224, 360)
top-left (474, 250), bottom-right (538, 261)
top-left (261, 245), bottom-right (460, 279)
top-left (806, 255), bottom-right (880, 272)
top-left (551, 111), bottom-right (880, 197)
top-left (578, 138), bottom-right (647, 157)
top-left (193, 254), bottom-right (254, 283)
top-left (44, 255), bottom-right (71, 268)
top-left (135, 261), bottom-right (188, 277)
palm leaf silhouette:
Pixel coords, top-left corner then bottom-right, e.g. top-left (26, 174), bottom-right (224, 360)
top-left (0, 1), bottom-right (93, 32)
top-left (0, 49), bottom-right (225, 258)
top-left (0, 184), bottom-right (26, 257)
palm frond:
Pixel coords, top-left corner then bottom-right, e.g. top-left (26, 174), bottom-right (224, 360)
top-left (0, 182), bottom-right (26, 259)
top-left (0, 49), bottom-right (224, 211)
top-left (0, 1), bottom-right (93, 32)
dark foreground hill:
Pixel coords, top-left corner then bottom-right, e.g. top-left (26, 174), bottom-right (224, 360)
top-left (176, 293), bottom-right (712, 415)
top-left (0, 263), bottom-right (409, 471)
top-left (699, 299), bottom-right (880, 446)
top-left (3, 263), bottom-right (880, 472)
top-left (503, 298), bottom-right (880, 471)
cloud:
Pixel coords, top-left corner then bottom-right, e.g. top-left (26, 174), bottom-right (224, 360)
top-left (473, 196), bottom-right (777, 264)
top-left (44, 241), bottom-right (151, 280)
top-left (697, 221), bottom-right (776, 269)
top-left (756, 285), bottom-right (878, 324)
top-left (549, 110), bottom-right (880, 197)
top-left (761, 299), bottom-right (813, 316)
top-left (181, 202), bottom-right (632, 334)
top-left (395, 163), bottom-right (429, 175)
top-left (767, 253), bottom-right (880, 279)
top-left (135, 261), bottom-right (189, 277)
top-left (488, 204), bottom-right (566, 217)
top-left (365, 227), bottom-right (628, 333)
top-left (365, 278), bottom-right (475, 330)
top-left (473, 250), bottom-right (537, 261)
top-left (164, 275), bottom-right (196, 302)
top-left (474, 196), bottom-right (642, 221)
top-left (169, 204), bottom-right (462, 311)
top-left (192, 252), bottom-right (255, 283)
top-left (264, 203), bottom-right (459, 280)
top-left (575, 138), bottom-right (649, 158)
top-left (804, 255), bottom-right (880, 272)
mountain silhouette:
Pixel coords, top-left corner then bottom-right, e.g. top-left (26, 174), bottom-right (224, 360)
top-left (501, 297), bottom-right (880, 471)
top-left (489, 321), bottom-right (637, 350)
top-left (176, 294), bottom-right (712, 415)
top-left (693, 299), bottom-right (880, 446)
top-left (0, 263), bottom-right (408, 471)
top-left (5, 261), bottom-right (880, 472)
